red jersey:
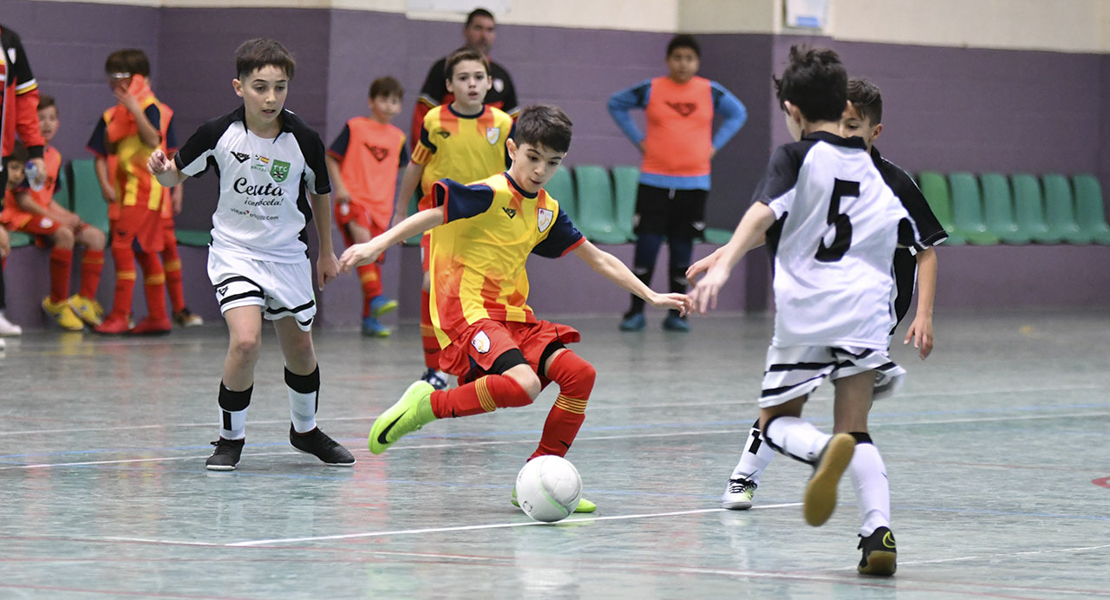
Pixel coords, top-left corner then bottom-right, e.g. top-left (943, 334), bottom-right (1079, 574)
top-left (327, 117), bottom-right (409, 228)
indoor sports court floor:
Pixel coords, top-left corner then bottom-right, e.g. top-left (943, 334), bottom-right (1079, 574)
top-left (1, 309), bottom-right (1108, 599)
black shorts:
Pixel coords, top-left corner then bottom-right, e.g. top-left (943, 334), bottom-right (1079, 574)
top-left (633, 184), bottom-right (707, 240)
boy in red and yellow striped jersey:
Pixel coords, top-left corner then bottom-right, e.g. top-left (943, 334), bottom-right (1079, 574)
top-left (394, 48), bottom-right (514, 390)
top-left (1, 98), bottom-right (107, 330)
top-left (326, 76), bottom-right (408, 337)
top-left (87, 49), bottom-right (173, 335)
top-left (341, 105), bottom-right (692, 513)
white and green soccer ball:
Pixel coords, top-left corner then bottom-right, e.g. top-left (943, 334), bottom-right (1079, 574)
top-left (515, 455), bottom-right (582, 523)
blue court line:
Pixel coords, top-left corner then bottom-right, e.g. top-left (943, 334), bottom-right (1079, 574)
top-left (1, 400), bottom-right (1106, 461)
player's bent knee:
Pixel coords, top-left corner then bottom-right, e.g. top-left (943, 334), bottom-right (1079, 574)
top-left (228, 335), bottom-right (262, 363)
top-left (504, 365), bottom-right (542, 401)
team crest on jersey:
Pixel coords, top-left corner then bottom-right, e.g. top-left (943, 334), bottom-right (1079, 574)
top-left (665, 101), bottom-right (697, 117)
top-left (493, 78), bottom-right (504, 93)
top-left (270, 160), bottom-right (290, 183)
top-left (366, 144), bottom-right (389, 162)
top-left (537, 208), bottom-right (554, 233)
top-left (486, 127), bottom-right (502, 145)
top-left (7, 48), bottom-right (16, 64)
top-left (471, 331), bottom-right (492, 354)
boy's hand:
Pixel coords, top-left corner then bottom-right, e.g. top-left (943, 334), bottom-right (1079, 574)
top-left (686, 248), bottom-right (723, 282)
top-left (334, 187), bottom-right (351, 206)
top-left (339, 240), bottom-right (384, 272)
top-left (317, 252), bottom-right (340, 289)
top-left (647, 292), bottom-right (694, 317)
top-left (148, 149), bottom-right (173, 175)
top-left (689, 265), bottom-right (731, 314)
top-left (904, 315), bottom-right (934, 360)
top-left (100, 186), bottom-right (118, 204)
top-left (113, 86), bottom-right (141, 114)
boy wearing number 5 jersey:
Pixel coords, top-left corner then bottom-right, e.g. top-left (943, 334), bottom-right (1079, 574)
top-left (687, 46), bottom-right (924, 576)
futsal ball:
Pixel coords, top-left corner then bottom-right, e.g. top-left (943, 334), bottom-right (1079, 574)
top-left (515, 455), bottom-right (582, 523)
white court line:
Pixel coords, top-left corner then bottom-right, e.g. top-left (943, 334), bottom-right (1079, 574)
top-left (0, 385), bottom-right (1101, 437)
top-left (227, 505), bottom-right (800, 547)
top-left (5, 409), bottom-right (1108, 470)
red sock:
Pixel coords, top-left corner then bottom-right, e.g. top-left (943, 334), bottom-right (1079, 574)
top-left (109, 246), bottom-right (136, 318)
top-left (421, 289), bottom-right (442, 369)
top-left (79, 250), bottom-right (105, 300)
top-left (161, 236), bottom-right (186, 313)
top-left (531, 351), bottom-right (595, 459)
top-left (49, 247), bottom-right (73, 303)
top-left (431, 374), bottom-right (534, 418)
top-left (137, 250), bottom-right (168, 320)
top-left (358, 264), bottom-right (382, 317)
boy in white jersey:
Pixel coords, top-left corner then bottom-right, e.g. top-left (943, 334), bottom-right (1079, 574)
top-left (688, 47), bottom-right (922, 576)
top-left (149, 39), bottom-right (354, 471)
top-left (720, 78), bottom-right (947, 512)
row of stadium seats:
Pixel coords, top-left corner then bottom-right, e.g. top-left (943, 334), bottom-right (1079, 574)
top-left (9, 159), bottom-right (212, 249)
top-left (919, 172), bottom-right (1110, 246)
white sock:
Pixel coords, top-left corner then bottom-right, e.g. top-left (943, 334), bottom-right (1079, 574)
top-left (286, 366), bottom-right (319, 434)
top-left (730, 420), bottom-right (776, 484)
top-left (218, 382), bottom-right (252, 440)
top-left (764, 416), bottom-right (831, 464)
top-left (849, 441), bottom-right (891, 537)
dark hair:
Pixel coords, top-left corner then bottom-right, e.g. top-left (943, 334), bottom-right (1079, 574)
top-left (847, 77), bottom-right (882, 125)
top-left (465, 8), bottom-right (495, 27)
top-left (9, 140), bottom-right (29, 164)
top-left (38, 94), bottom-right (57, 115)
top-left (667, 34), bottom-right (700, 59)
top-left (773, 45), bottom-right (847, 123)
top-left (104, 49), bottom-right (148, 76)
top-left (513, 104), bottom-right (573, 154)
top-left (444, 47), bottom-right (489, 80)
top-left (236, 38), bottom-right (296, 80)
top-left (369, 76), bottom-right (403, 100)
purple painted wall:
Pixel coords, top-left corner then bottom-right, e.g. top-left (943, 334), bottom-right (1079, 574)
top-left (3, 3), bottom-right (1110, 331)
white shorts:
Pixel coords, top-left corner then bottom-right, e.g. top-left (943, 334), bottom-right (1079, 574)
top-left (759, 345), bottom-right (905, 408)
top-left (208, 249), bottom-right (316, 331)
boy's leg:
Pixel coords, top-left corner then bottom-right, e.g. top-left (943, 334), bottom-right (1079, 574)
top-left (208, 305), bottom-right (263, 471)
top-left (622, 184), bottom-right (668, 330)
top-left (30, 223), bottom-right (83, 331)
top-left (832, 372), bottom-right (896, 576)
top-left (531, 347), bottom-right (594, 460)
top-left (72, 225), bottom-right (106, 326)
top-left (132, 249), bottom-right (171, 334)
top-left (662, 236), bottom-right (693, 331)
top-left (160, 220), bottom-right (189, 317)
top-left (98, 222), bottom-right (137, 334)
top-left (722, 418), bottom-right (776, 510)
top-left (760, 395), bottom-right (855, 527)
top-left (420, 261), bottom-right (448, 387)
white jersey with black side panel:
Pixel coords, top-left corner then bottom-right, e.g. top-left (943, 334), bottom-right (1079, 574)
top-left (754, 131), bottom-right (921, 350)
top-left (174, 106), bottom-right (331, 263)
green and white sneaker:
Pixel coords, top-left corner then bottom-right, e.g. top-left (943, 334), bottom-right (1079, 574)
top-left (721, 477), bottom-right (757, 510)
top-left (368, 381), bottom-right (437, 454)
top-left (511, 486), bottom-right (597, 513)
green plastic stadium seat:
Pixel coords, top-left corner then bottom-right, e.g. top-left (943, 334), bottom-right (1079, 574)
top-left (979, 173), bottom-right (1029, 244)
top-left (916, 171), bottom-right (965, 245)
top-left (611, 165), bottom-right (639, 242)
top-left (1071, 174), bottom-right (1110, 245)
top-left (573, 166), bottom-right (625, 245)
top-left (947, 172), bottom-right (999, 245)
top-left (68, 159), bottom-right (110, 235)
top-left (1010, 174), bottom-right (1058, 244)
top-left (8, 231), bottom-right (34, 248)
top-left (545, 167), bottom-right (576, 224)
top-left (704, 228), bottom-right (733, 245)
top-left (1041, 174), bottom-right (1090, 244)
top-left (175, 229), bottom-right (212, 246)
top-left (54, 167), bottom-right (71, 211)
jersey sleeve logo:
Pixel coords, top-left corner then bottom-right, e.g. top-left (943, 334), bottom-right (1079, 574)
top-left (6, 48), bottom-right (16, 64)
top-left (486, 127), bottom-right (502, 145)
top-left (471, 330), bottom-right (492, 354)
top-left (493, 78), bottom-right (505, 93)
top-left (537, 208), bottom-right (554, 233)
top-left (665, 101), bottom-right (697, 117)
top-left (270, 160), bottom-right (290, 183)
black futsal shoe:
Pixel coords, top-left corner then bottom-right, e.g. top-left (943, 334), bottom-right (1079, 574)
top-left (206, 438), bottom-right (245, 471)
top-left (857, 526), bottom-right (897, 576)
top-left (289, 425), bottom-right (356, 466)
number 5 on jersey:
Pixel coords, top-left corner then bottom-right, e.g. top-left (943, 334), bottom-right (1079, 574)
top-left (815, 178), bottom-right (858, 262)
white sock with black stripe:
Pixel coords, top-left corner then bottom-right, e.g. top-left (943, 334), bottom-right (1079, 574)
top-left (730, 419), bottom-right (776, 484)
top-left (848, 434), bottom-right (891, 537)
top-left (218, 382), bottom-right (252, 440)
top-left (286, 366), bottom-right (319, 434)
top-left (764, 416), bottom-right (831, 465)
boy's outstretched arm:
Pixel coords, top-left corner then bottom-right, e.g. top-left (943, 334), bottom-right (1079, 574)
top-left (687, 202), bottom-right (776, 313)
top-left (310, 192), bottom-right (340, 290)
top-left (340, 206), bottom-right (444, 271)
top-left (572, 239), bottom-right (692, 315)
top-left (148, 149), bottom-right (188, 188)
top-left (905, 247), bottom-right (937, 359)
